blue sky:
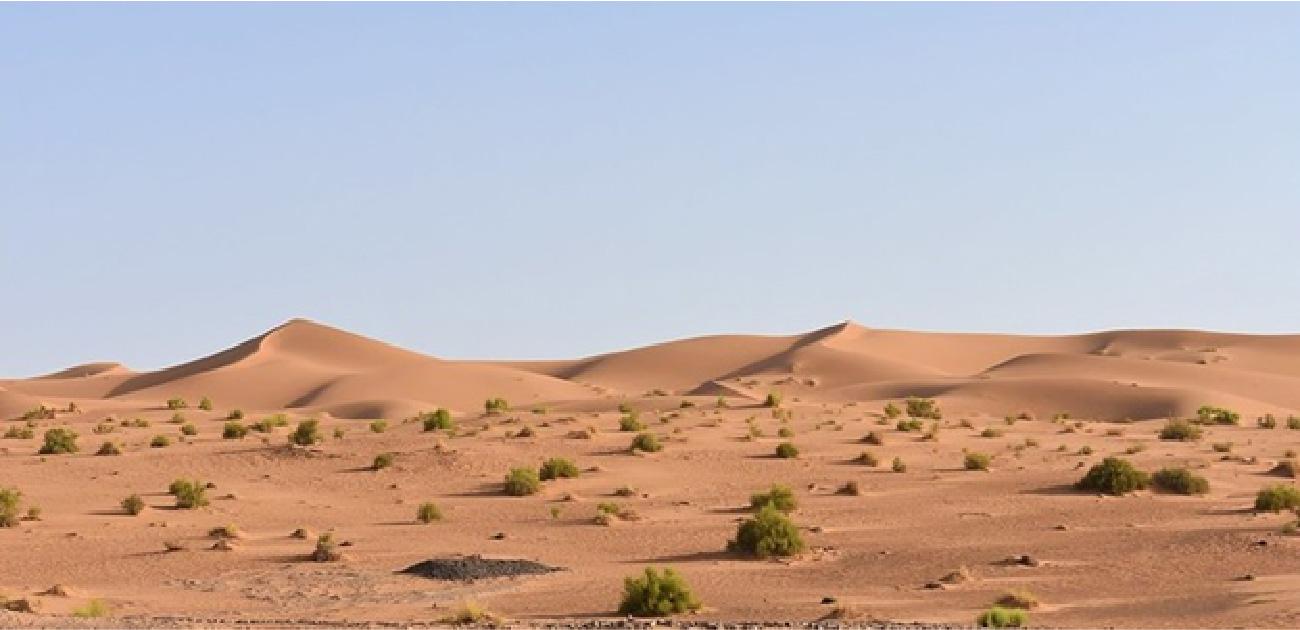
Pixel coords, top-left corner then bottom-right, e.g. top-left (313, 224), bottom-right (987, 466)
top-left (2, 3), bottom-right (1298, 376)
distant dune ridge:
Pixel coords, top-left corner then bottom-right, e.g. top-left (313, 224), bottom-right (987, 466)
top-left (4, 318), bottom-right (1300, 420)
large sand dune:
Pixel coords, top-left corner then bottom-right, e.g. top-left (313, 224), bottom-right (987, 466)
top-left (3, 319), bottom-right (1300, 627)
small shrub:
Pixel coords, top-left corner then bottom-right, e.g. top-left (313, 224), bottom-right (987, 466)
top-left (420, 408), bottom-right (454, 432)
top-left (763, 392), bottom-right (783, 408)
top-left (122, 494), bottom-right (146, 516)
top-left (289, 420), bottom-right (323, 446)
top-left (1211, 442), bottom-right (1233, 453)
top-left (728, 506), bottom-right (805, 557)
top-left (484, 397), bottom-right (509, 414)
top-left (883, 402), bottom-right (901, 419)
top-left (896, 419), bottom-right (923, 432)
top-left (861, 431), bottom-right (883, 445)
top-left (774, 442), bottom-right (799, 458)
top-left (1196, 405), bottom-right (1240, 425)
top-left (96, 441), bottom-right (122, 456)
top-left (72, 599), bottom-right (109, 618)
top-left (1255, 484), bottom-right (1300, 512)
top-left (171, 479), bottom-right (209, 509)
top-left (312, 532), bottom-right (342, 561)
top-left (777, 426), bottom-right (794, 438)
top-left (3, 425), bottom-right (34, 439)
top-left (980, 427), bottom-right (1003, 438)
top-left (749, 484), bottom-right (797, 513)
top-left (996, 589), bottom-right (1040, 609)
top-left (0, 487), bottom-right (22, 527)
top-left (227, 409), bottom-right (244, 420)
top-left (198, 397), bottom-right (213, 411)
top-left (1076, 457), bottom-right (1149, 495)
top-left (416, 502), bottom-right (442, 523)
top-left (504, 467), bottom-right (541, 496)
top-left (618, 567), bottom-right (702, 616)
top-left (631, 432), bottom-right (662, 453)
top-left (1159, 419), bottom-right (1202, 441)
top-left (166, 398), bottom-right (188, 410)
top-left (150, 435), bottom-right (171, 448)
top-left (892, 457), bottom-right (907, 473)
top-left (1269, 460), bottom-right (1298, 478)
top-left (964, 452), bottom-right (992, 471)
top-left (855, 451), bottom-right (879, 467)
top-left (369, 420), bottom-right (388, 433)
top-left (977, 606), bottom-right (1028, 628)
top-left (1288, 416), bottom-right (1300, 430)
top-left (619, 414), bottom-right (645, 432)
top-left (905, 396), bottom-right (941, 419)
top-left (372, 452), bottom-right (395, 470)
top-left (38, 428), bottom-right (78, 454)
top-left (223, 422), bottom-right (248, 439)
top-left (1258, 414), bottom-right (1278, 429)
top-left (539, 457), bottom-right (580, 480)
top-left (1152, 468), bottom-right (1210, 495)
top-left (180, 423), bottom-right (198, 436)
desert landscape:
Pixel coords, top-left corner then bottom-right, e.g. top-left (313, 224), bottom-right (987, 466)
top-left (4, 318), bottom-right (1300, 628)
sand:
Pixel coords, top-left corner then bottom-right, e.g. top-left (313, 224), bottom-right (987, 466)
top-left (2, 319), bottom-right (1300, 627)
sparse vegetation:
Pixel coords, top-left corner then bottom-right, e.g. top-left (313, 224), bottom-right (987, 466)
top-left (312, 532), bottom-right (342, 562)
top-left (763, 391), bottom-right (783, 408)
top-left (372, 452), bottom-right (395, 470)
top-left (631, 432), bottom-right (662, 453)
top-left (72, 599), bottom-right (109, 618)
top-left (964, 452), bottom-right (992, 471)
top-left (1076, 457), bottom-right (1149, 495)
top-left (892, 457), bottom-right (907, 473)
top-left (180, 422), bottom-right (198, 436)
top-left (905, 396), bottom-right (941, 419)
top-left (198, 397), bottom-right (213, 411)
top-left (166, 398), bottom-right (188, 410)
top-left (618, 567), bottom-right (702, 616)
top-left (1196, 405), bottom-right (1240, 425)
top-left (883, 402), bottom-right (901, 419)
top-left (369, 420), bottom-right (388, 433)
top-left (861, 431), bottom-right (884, 445)
top-left (774, 441), bottom-right (799, 458)
top-left (504, 467), bottom-right (541, 496)
top-left (122, 494), bottom-right (146, 516)
top-left (0, 487), bottom-right (22, 527)
top-left (1255, 484), bottom-right (1300, 512)
top-left (170, 479), bottom-right (209, 509)
top-left (150, 434), bottom-right (171, 448)
top-left (38, 428), bottom-right (78, 454)
top-left (223, 422), bottom-right (248, 439)
top-left (1258, 414), bottom-right (1278, 429)
top-left (485, 397), bottom-right (509, 415)
top-left (855, 451), bottom-right (879, 466)
top-left (977, 606), bottom-right (1028, 628)
top-left (420, 408), bottom-right (454, 432)
top-left (728, 506), bottom-right (805, 558)
top-left (1160, 419), bottom-right (1202, 441)
top-left (1152, 468), bottom-right (1210, 495)
top-left (619, 413), bottom-right (645, 432)
top-left (896, 418), bottom-right (924, 432)
top-left (416, 502), bottom-right (443, 523)
top-left (289, 419), bottom-right (323, 446)
top-left (539, 457), bottom-right (581, 480)
top-left (749, 484), bottom-right (797, 513)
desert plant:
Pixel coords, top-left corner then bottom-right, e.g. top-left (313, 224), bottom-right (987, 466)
top-left (996, 589), bottom-right (1040, 609)
top-left (484, 397), bottom-right (509, 415)
top-left (420, 408), bottom-right (454, 432)
top-left (1076, 457), bottom-right (1149, 495)
top-left (892, 457), bottom-right (907, 473)
top-left (777, 426), bottom-right (794, 438)
top-left (728, 506), bottom-right (805, 557)
top-left (369, 419), bottom-right (388, 433)
top-left (905, 396), bottom-right (941, 419)
top-left (1288, 416), bottom-right (1300, 430)
top-left (964, 452), bottom-right (992, 471)
top-left (861, 431), bottom-right (884, 445)
top-left (223, 422), bottom-right (248, 439)
top-left (0, 487), bottom-right (22, 527)
top-left (1259, 414), bottom-right (1279, 429)
top-left (763, 392), bottom-right (783, 408)
top-left (1255, 484), bottom-right (1300, 512)
top-left (416, 502), bottom-right (443, 523)
top-left (198, 397), bottom-right (213, 411)
top-left (1196, 405), bottom-right (1240, 425)
top-left (977, 606), bottom-right (1028, 628)
top-left (896, 418), bottom-right (924, 432)
top-left (150, 435), bottom-right (171, 448)
top-left (774, 442), bottom-right (799, 458)
top-left (619, 413), bottom-right (646, 432)
top-left (372, 452), bottom-right (395, 470)
top-left (312, 532), bottom-right (342, 561)
top-left (94, 440), bottom-right (121, 456)
top-left (3, 425), bottom-right (34, 439)
top-left (1212, 442), bottom-right (1233, 453)
top-left (539, 457), bottom-right (581, 480)
top-left (180, 423), bottom-right (198, 436)
top-left (749, 484), bottom-right (797, 513)
top-left (121, 494), bottom-right (146, 516)
top-left (855, 451), bottom-right (879, 467)
top-left (618, 567), bottom-right (702, 616)
top-left (1159, 419), bottom-right (1202, 441)
top-left (289, 419), bottom-right (323, 446)
top-left (504, 467), bottom-right (541, 496)
top-left (171, 479), bottom-right (208, 509)
top-left (883, 402), bottom-right (901, 419)
top-left (227, 409), bottom-right (244, 420)
top-left (72, 599), bottom-right (109, 618)
top-left (38, 428), bottom-right (78, 454)
top-left (166, 398), bottom-right (188, 410)
top-left (631, 432), bottom-right (662, 453)
top-left (1152, 467), bottom-right (1210, 495)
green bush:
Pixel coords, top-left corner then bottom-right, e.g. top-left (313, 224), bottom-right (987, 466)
top-left (763, 392), bottom-right (783, 408)
top-left (1259, 414), bottom-right (1279, 429)
top-left (892, 457), bottom-right (907, 473)
top-left (749, 484), bottom-right (797, 513)
top-left (883, 402), bottom-right (901, 419)
top-left (905, 397), bottom-right (941, 419)
top-left (150, 434), bottom-right (171, 448)
top-left (485, 397), bottom-right (509, 414)
top-left (72, 599), bottom-right (109, 618)
top-left (166, 398), bottom-right (188, 410)
top-left (896, 419), bottom-right (924, 432)
top-left (227, 409), bottom-right (244, 420)
top-left (223, 422), bottom-right (248, 439)
top-left (618, 567), bottom-right (702, 616)
top-left (504, 467), bottom-right (541, 496)
top-left (180, 423), bottom-right (198, 436)
top-left (977, 606), bottom-right (1028, 628)
top-left (96, 441), bottom-right (122, 456)
top-left (1196, 405), bottom-right (1240, 425)
top-left (198, 397), bottom-right (213, 411)
top-left (1288, 416), bottom-right (1300, 430)
top-left (728, 506), bottom-right (805, 557)
top-left (1159, 419), bottom-right (1202, 441)
top-left (631, 432), bottom-right (662, 453)
top-left (416, 502), bottom-right (442, 523)
top-left (1152, 468), bottom-right (1210, 495)
top-left (774, 442), bottom-right (799, 459)
top-left (964, 452), bottom-right (992, 471)
top-left (0, 487), bottom-right (22, 527)
top-left (38, 428), bottom-right (78, 454)
top-left (861, 431), bottom-right (884, 445)
top-left (420, 409), bottom-right (454, 432)
top-left (171, 479), bottom-right (209, 509)
top-left (372, 452), bottom-right (395, 470)
top-left (289, 420), bottom-right (323, 446)
top-left (855, 451), bottom-right (879, 467)
top-left (122, 494), bottom-right (146, 516)
top-left (1255, 484), bottom-right (1300, 512)
top-left (1076, 457), bottom-right (1149, 495)
top-left (539, 457), bottom-right (581, 480)
top-left (369, 420), bottom-right (388, 433)
top-left (777, 426), bottom-right (794, 438)
top-left (619, 414), bottom-right (645, 432)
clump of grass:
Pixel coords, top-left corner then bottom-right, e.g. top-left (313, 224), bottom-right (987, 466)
top-left (416, 502), bottom-right (442, 523)
top-left (504, 467), bottom-right (541, 496)
top-left (905, 397), bottom-right (941, 419)
top-left (38, 428), bottom-right (78, 454)
top-left (777, 426), bottom-right (794, 438)
top-left (1159, 419), bottom-right (1202, 441)
top-left (312, 532), bottom-right (342, 562)
top-left (1288, 416), bottom-right (1300, 430)
top-left (630, 432), bottom-right (662, 453)
top-left (861, 431), bottom-right (884, 445)
top-left (369, 420), bottom-right (388, 433)
top-left (1258, 414), bottom-right (1278, 429)
top-left (618, 567), bottom-right (702, 616)
top-left (892, 457), bottom-right (907, 473)
top-left (420, 409), bottom-right (454, 432)
top-left (964, 452), bottom-right (992, 471)
top-left (1255, 484), bottom-right (1300, 512)
top-left (484, 397), bottom-right (509, 415)
top-left (996, 589), bottom-right (1040, 609)
top-left (3, 425), bottom-right (34, 440)
top-left (96, 441), bottom-right (122, 456)
top-left (227, 409), bottom-right (244, 420)
top-left (763, 392), bottom-right (783, 408)
top-left (198, 397), bottom-right (214, 411)
top-left (441, 600), bottom-right (497, 624)
top-left (1076, 457), bottom-right (1149, 495)
top-left (1152, 468), bottom-right (1210, 495)
top-left (854, 451), bottom-right (879, 467)
top-left (0, 487), bottom-right (23, 527)
top-left (883, 402), bottom-right (901, 419)
top-left (977, 606), bottom-right (1027, 628)
top-left (539, 457), bottom-right (580, 480)
top-left (170, 479), bottom-right (209, 509)
top-left (728, 506), bottom-right (805, 558)
top-left (837, 480), bottom-right (861, 496)
top-left (122, 494), bottom-right (146, 516)
top-left (288, 419), bottom-right (322, 446)
top-left (896, 419), bottom-right (924, 432)
top-left (619, 413), bottom-right (646, 432)
top-left (223, 422), bottom-right (248, 439)
top-left (372, 452), bottom-right (395, 470)
top-left (774, 442), bottom-right (799, 459)
top-left (180, 423), bottom-right (198, 436)
top-left (980, 427), bottom-right (1003, 438)
top-left (749, 484), bottom-right (797, 513)
top-left (1196, 406), bottom-right (1240, 425)
top-left (166, 398), bottom-right (188, 410)
top-left (150, 435), bottom-right (171, 448)
top-left (1212, 442), bottom-right (1233, 453)
top-left (72, 599), bottom-right (109, 618)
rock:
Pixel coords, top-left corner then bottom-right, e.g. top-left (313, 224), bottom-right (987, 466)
top-left (820, 596), bottom-right (837, 604)
top-left (39, 584), bottom-right (72, 597)
top-left (290, 528), bottom-right (313, 539)
top-left (490, 532), bottom-right (507, 540)
top-left (210, 539), bottom-right (236, 551)
top-left (2, 598), bottom-right (37, 613)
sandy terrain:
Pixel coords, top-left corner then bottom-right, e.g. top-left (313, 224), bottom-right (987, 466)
top-left (3, 319), bottom-right (1300, 627)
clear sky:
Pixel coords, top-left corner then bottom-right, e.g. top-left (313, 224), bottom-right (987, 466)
top-left (3, 3), bottom-right (1298, 376)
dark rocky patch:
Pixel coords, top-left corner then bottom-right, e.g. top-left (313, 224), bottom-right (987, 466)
top-left (399, 554), bottom-right (560, 581)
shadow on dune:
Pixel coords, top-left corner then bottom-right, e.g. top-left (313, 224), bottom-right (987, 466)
top-left (623, 550), bottom-right (737, 564)
top-left (1020, 483), bottom-right (1084, 496)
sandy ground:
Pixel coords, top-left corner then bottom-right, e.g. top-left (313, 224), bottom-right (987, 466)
top-left (3, 319), bottom-right (1300, 627)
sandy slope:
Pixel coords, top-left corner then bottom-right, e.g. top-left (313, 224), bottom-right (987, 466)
top-left (3, 319), bottom-right (1300, 627)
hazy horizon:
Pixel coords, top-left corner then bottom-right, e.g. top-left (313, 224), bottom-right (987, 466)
top-left (4, 3), bottom-right (1298, 376)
